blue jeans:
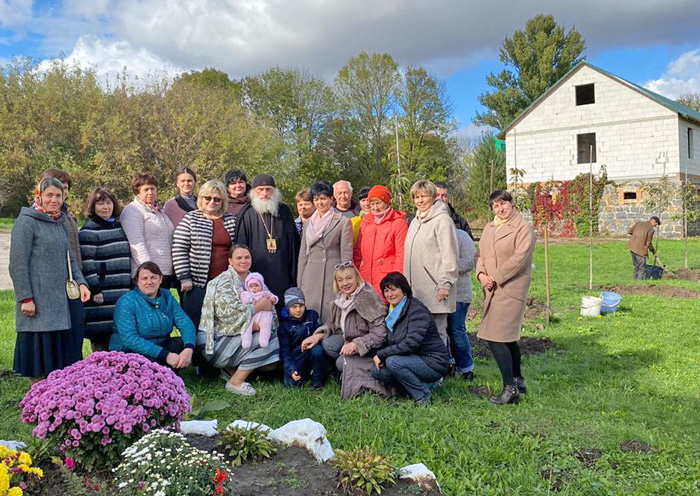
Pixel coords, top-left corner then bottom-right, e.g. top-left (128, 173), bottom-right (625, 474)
top-left (371, 355), bottom-right (442, 402)
top-left (283, 344), bottom-right (331, 388)
top-left (447, 302), bottom-right (474, 373)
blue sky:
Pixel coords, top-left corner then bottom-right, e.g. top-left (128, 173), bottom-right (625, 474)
top-left (1, 0), bottom-right (699, 140)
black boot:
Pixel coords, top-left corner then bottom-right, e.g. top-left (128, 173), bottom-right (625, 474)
top-left (490, 384), bottom-right (520, 405)
top-left (514, 377), bottom-right (527, 394)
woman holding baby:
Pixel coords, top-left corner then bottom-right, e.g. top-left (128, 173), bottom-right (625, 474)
top-left (197, 244), bottom-right (280, 396)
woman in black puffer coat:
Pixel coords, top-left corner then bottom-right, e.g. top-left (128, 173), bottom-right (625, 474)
top-left (371, 272), bottom-right (449, 405)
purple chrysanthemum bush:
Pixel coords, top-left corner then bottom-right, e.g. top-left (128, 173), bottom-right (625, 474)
top-left (20, 351), bottom-right (191, 470)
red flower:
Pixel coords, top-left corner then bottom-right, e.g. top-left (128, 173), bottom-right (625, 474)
top-left (214, 467), bottom-right (228, 484)
top-left (65, 457), bottom-right (75, 471)
top-left (215, 484), bottom-right (224, 495)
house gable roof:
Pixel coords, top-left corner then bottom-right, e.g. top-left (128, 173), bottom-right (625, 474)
top-left (497, 61), bottom-right (700, 139)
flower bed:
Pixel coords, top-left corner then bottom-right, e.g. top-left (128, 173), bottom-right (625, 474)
top-left (20, 352), bottom-right (190, 470)
top-left (0, 445), bottom-right (43, 496)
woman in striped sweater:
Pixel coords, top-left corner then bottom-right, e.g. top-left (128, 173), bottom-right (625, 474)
top-left (173, 180), bottom-right (237, 329)
top-left (79, 188), bottom-right (132, 351)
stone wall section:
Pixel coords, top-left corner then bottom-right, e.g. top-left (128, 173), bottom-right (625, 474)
top-left (597, 179), bottom-right (700, 238)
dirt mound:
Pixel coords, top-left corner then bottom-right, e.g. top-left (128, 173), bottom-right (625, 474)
top-left (614, 284), bottom-right (699, 299)
top-left (468, 334), bottom-right (557, 360)
top-left (467, 385), bottom-right (492, 398)
top-left (184, 436), bottom-right (442, 496)
top-left (671, 268), bottom-right (700, 282)
top-left (572, 448), bottom-right (602, 465)
top-left (619, 440), bottom-right (654, 454)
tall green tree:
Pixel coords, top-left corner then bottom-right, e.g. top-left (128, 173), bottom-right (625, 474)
top-left (396, 66), bottom-right (456, 177)
top-left (464, 133), bottom-right (506, 217)
top-left (475, 14), bottom-right (586, 130)
top-left (336, 52), bottom-right (400, 170)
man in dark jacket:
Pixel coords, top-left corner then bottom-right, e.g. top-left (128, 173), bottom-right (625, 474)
top-left (435, 181), bottom-right (473, 239)
top-left (236, 174), bottom-right (300, 311)
top-left (628, 216), bottom-right (660, 279)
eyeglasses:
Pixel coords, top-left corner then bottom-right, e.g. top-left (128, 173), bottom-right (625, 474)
top-left (203, 196), bottom-right (222, 204)
top-left (334, 261), bottom-right (354, 270)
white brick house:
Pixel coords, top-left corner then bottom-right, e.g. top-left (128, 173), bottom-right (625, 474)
top-left (498, 61), bottom-right (700, 237)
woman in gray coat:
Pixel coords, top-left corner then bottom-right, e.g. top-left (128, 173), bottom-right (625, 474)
top-left (297, 181), bottom-right (353, 321)
top-left (10, 177), bottom-right (90, 382)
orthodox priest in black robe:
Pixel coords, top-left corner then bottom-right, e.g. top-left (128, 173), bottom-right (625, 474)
top-left (236, 174), bottom-right (300, 312)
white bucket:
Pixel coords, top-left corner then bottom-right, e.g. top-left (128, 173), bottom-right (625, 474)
top-left (581, 296), bottom-right (603, 317)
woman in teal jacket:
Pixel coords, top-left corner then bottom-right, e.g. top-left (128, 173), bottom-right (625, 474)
top-left (111, 261), bottom-right (196, 368)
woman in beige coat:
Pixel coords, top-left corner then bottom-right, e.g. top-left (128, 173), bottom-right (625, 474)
top-left (476, 190), bottom-right (536, 405)
top-left (298, 181), bottom-right (354, 321)
top-left (300, 263), bottom-right (393, 399)
top-left (403, 180), bottom-right (459, 343)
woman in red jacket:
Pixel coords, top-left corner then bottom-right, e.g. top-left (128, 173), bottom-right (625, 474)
top-left (353, 185), bottom-right (408, 297)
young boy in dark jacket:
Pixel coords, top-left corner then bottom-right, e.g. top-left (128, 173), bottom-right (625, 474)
top-left (278, 287), bottom-right (328, 388)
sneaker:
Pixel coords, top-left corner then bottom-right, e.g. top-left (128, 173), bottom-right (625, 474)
top-left (225, 381), bottom-right (256, 396)
top-left (461, 371), bottom-right (474, 382)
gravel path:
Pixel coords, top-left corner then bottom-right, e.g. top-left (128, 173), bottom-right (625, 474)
top-left (0, 230), bottom-right (11, 291)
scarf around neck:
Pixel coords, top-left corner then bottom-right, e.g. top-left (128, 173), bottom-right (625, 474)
top-left (305, 208), bottom-right (336, 253)
top-left (373, 206), bottom-right (392, 225)
top-left (175, 193), bottom-right (197, 212)
top-left (32, 200), bottom-right (62, 220)
top-left (385, 296), bottom-right (408, 332)
top-left (493, 210), bottom-right (516, 231)
top-left (334, 281), bottom-right (365, 311)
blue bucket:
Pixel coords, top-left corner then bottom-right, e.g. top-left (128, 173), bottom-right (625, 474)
top-left (600, 291), bottom-right (622, 313)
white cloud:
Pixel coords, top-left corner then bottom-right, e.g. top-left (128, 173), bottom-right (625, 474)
top-left (644, 49), bottom-right (700, 98)
top-left (37, 35), bottom-right (185, 86)
top-left (455, 123), bottom-right (496, 146)
top-left (6, 0), bottom-right (700, 82)
top-left (0, 0), bottom-right (32, 28)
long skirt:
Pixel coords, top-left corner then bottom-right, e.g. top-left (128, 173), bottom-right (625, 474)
top-left (196, 330), bottom-right (280, 371)
top-left (14, 329), bottom-right (73, 378)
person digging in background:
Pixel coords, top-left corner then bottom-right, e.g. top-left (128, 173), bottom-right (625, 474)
top-left (628, 216), bottom-right (660, 280)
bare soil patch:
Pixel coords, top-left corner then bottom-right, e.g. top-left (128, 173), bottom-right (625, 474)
top-left (669, 268), bottom-right (700, 282)
top-left (572, 448), bottom-right (603, 466)
top-left (467, 385), bottom-right (492, 398)
top-left (592, 284), bottom-right (699, 299)
top-left (186, 435), bottom-right (441, 496)
top-left (619, 440), bottom-right (654, 454)
top-left (468, 334), bottom-right (557, 360)
top-left (540, 467), bottom-right (571, 492)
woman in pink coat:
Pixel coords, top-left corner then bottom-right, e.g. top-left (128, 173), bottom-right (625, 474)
top-left (353, 185), bottom-right (408, 297)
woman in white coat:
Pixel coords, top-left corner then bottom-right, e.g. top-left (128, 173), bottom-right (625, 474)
top-left (403, 180), bottom-right (458, 343)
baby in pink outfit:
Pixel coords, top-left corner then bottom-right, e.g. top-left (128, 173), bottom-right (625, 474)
top-left (240, 272), bottom-right (279, 349)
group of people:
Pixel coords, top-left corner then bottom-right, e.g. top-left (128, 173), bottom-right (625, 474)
top-left (10, 166), bottom-right (536, 406)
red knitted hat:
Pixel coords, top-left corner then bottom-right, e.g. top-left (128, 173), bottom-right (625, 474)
top-left (368, 185), bottom-right (391, 205)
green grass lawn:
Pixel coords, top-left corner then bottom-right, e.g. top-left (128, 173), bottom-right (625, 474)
top-left (0, 217), bottom-right (15, 229)
top-left (2, 240), bottom-right (700, 494)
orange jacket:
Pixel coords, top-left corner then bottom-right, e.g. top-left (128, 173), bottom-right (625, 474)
top-left (353, 209), bottom-right (408, 296)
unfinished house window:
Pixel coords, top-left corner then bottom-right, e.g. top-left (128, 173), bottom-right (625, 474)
top-left (623, 192), bottom-right (637, 201)
top-left (576, 84), bottom-right (595, 105)
top-left (577, 133), bottom-right (597, 164)
top-left (689, 128), bottom-right (694, 159)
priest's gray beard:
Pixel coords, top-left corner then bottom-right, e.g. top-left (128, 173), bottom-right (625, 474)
top-left (250, 188), bottom-right (282, 216)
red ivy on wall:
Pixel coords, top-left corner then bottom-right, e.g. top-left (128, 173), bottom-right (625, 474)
top-left (533, 180), bottom-right (578, 237)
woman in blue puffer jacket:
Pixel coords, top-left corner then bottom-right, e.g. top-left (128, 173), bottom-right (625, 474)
top-left (111, 261), bottom-right (196, 369)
